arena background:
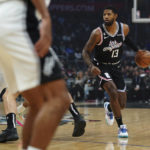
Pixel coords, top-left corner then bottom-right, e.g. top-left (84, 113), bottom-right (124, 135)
top-left (49, 0), bottom-right (150, 107)
top-left (0, 0), bottom-right (150, 150)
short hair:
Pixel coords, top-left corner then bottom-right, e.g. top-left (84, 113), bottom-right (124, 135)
top-left (103, 6), bottom-right (118, 14)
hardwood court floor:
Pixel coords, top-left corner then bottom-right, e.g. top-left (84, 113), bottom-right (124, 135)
top-left (0, 105), bottom-right (150, 150)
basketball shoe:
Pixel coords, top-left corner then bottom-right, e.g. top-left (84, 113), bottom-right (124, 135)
top-left (0, 128), bottom-right (19, 142)
top-left (72, 116), bottom-right (86, 137)
top-left (104, 102), bottom-right (114, 126)
top-left (118, 125), bottom-right (128, 138)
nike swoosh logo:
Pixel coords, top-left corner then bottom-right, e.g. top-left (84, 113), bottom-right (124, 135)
top-left (104, 36), bottom-right (109, 39)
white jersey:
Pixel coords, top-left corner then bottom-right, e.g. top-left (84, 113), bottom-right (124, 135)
top-left (0, 0), bottom-right (60, 94)
top-left (0, 0), bottom-right (40, 93)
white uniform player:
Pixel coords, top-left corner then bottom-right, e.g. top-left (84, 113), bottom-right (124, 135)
top-left (0, 1), bottom-right (70, 150)
top-left (0, 0), bottom-right (51, 93)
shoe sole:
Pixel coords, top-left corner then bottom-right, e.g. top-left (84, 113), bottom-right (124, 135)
top-left (118, 135), bottom-right (128, 138)
top-left (72, 121), bottom-right (86, 137)
top-left (7, 137), bottom-right (19, 141)
top-left (0, 137), bottom-right (19, 143)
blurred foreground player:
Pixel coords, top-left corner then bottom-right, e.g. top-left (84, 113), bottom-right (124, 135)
top-left (0, 1), bottom-right (70, 150)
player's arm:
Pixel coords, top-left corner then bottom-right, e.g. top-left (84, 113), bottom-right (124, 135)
top-left (82, 28), bottom-right (101, 76)
top-left (123, 24), bottom-right (139, 52)
top-left (31, 0), bottom-right (52, 57)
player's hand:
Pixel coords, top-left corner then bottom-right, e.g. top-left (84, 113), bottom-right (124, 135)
top-left (35, 16), bottom-right (52, 57)
top-left (137, 49), bottom-right (148, 53)
top-left (90, 65), bottom-right (101, 76)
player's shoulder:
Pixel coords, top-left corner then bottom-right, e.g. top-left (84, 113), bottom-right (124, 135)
top-left (120, 23), bottom-right (129, 36)
top-left (123, 23), bottom-right (129, 30)
top-left (91, 27), bottom-right (102, 37)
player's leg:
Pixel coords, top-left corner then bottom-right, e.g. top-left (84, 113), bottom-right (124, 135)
top-left (112, 70), bottom-right (128, 138)
top-left (21, 86), bottom-right (44, 149)
top-left (22, 92), bottom-right (86, 137)
top-left (103, 91), bottom-right (114, 126)
top-left (0, 89), bottom-right (19, 142)
top-left (103, 82), bottom-right (128, 138)
top-left (22, 80), bottom-right (70, 150)
top-left (118, 92), bottom-right (127, 110)
top-left (104, 92), bottom-right (127, 112)
top-left (68, 92), bottom-right (86, 137)
top-left (23, 99), bottom-right (29, 108)
top-left (103, 81), bottom-right (121, 119)
top-left (117, 91), bottom-right (128, 138)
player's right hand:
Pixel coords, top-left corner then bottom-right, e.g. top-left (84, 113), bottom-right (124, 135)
top-left (90, 65), bottom-right (101, 76)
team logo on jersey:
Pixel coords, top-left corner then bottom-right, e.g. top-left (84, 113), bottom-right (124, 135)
top-left (43, 56), bottom-right (55, 76)
top-left (103, 40), bottom-right (122, 52)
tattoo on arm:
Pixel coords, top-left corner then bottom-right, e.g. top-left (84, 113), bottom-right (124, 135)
top-left (82, 49), bottom-right (93, 67)
top-left (82, 30), bottom-right (100, 67)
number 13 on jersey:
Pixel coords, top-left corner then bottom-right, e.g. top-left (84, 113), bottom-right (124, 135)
top-left (111, 49), bottom-right (119, 58)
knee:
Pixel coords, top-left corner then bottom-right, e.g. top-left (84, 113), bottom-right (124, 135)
top-left (44, 92), bottom-right (70, 115)
top-left (56, 90), bottom-right (70, 109)
top-left (110, 90), bottom-right (118, 101)
top-left (106, 85), bottom-right (118, 101)
top-left (119, 97), bottom-right (127, 109)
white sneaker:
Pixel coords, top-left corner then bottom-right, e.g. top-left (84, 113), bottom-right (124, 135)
top-left (118, 125), bottom-right (128, 138)
top-left (104, 102), bottom-right (114, 126)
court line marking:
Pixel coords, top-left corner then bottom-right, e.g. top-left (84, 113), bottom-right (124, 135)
top-left (53, 138), bottom-right (150, 148)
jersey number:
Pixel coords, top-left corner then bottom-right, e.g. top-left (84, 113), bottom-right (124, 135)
top-left (111, 49), bottom-right (119, 58)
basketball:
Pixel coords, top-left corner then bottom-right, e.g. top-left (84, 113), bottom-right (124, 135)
top-left (135, 50), bottom-right (150, 68)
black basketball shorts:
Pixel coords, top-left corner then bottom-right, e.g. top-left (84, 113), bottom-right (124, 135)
top-left (97, 65), bottom-right (126, 92)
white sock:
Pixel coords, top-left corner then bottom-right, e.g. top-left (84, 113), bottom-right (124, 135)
top-left (27, 146), bottom-right (41, 150)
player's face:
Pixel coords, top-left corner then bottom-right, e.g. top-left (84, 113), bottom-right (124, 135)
top-left (103, 9), bottom-right (117, 26)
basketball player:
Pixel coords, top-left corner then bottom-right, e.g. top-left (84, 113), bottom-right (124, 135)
top-left (0, 1), bottom-right (70, 150)
top-left (0, 86), bottom-right (85, 142)
top-left (82, 6), bottom-right (141, 138)
top-left (0, 70), bottom-right (18, 142)
top-left (0, 88), bottom-right (19, 142)
top-left (0, 91), bottom-right (86, 143)
top-left (23, 92), bottom-right (86, 137)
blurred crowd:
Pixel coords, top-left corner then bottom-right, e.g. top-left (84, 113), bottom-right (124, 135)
top-left (62, 55), bottom-right (150, 103)
top-left (49, 0), bottom-right (150, 104)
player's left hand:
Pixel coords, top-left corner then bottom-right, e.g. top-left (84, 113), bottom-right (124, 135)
top-left (35, 16), bottom-right (52, 57)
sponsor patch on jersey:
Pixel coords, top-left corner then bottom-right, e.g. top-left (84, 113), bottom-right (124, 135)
top-left (104, 72), bottom-right (111, 79)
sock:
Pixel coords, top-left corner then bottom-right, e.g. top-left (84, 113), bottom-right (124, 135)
top-left (107, 104), bottom-right (112, 112)
top-left (27, 146), bottom-right (41, 150)
top-left (6, 113), bottom-right (16, 129)
top-left (115, 116), bottom-right (123, 128)
top-left (69, 103), bottom-right (80, 119)
top-left (104, 102), bottom-right (112, 112)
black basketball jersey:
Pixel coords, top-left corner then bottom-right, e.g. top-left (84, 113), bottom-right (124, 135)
top-left (94, 22), bottom-right (125, 64)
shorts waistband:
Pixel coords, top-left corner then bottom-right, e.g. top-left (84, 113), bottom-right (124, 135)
top-left (101, 61), bottom-right (120, 65)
